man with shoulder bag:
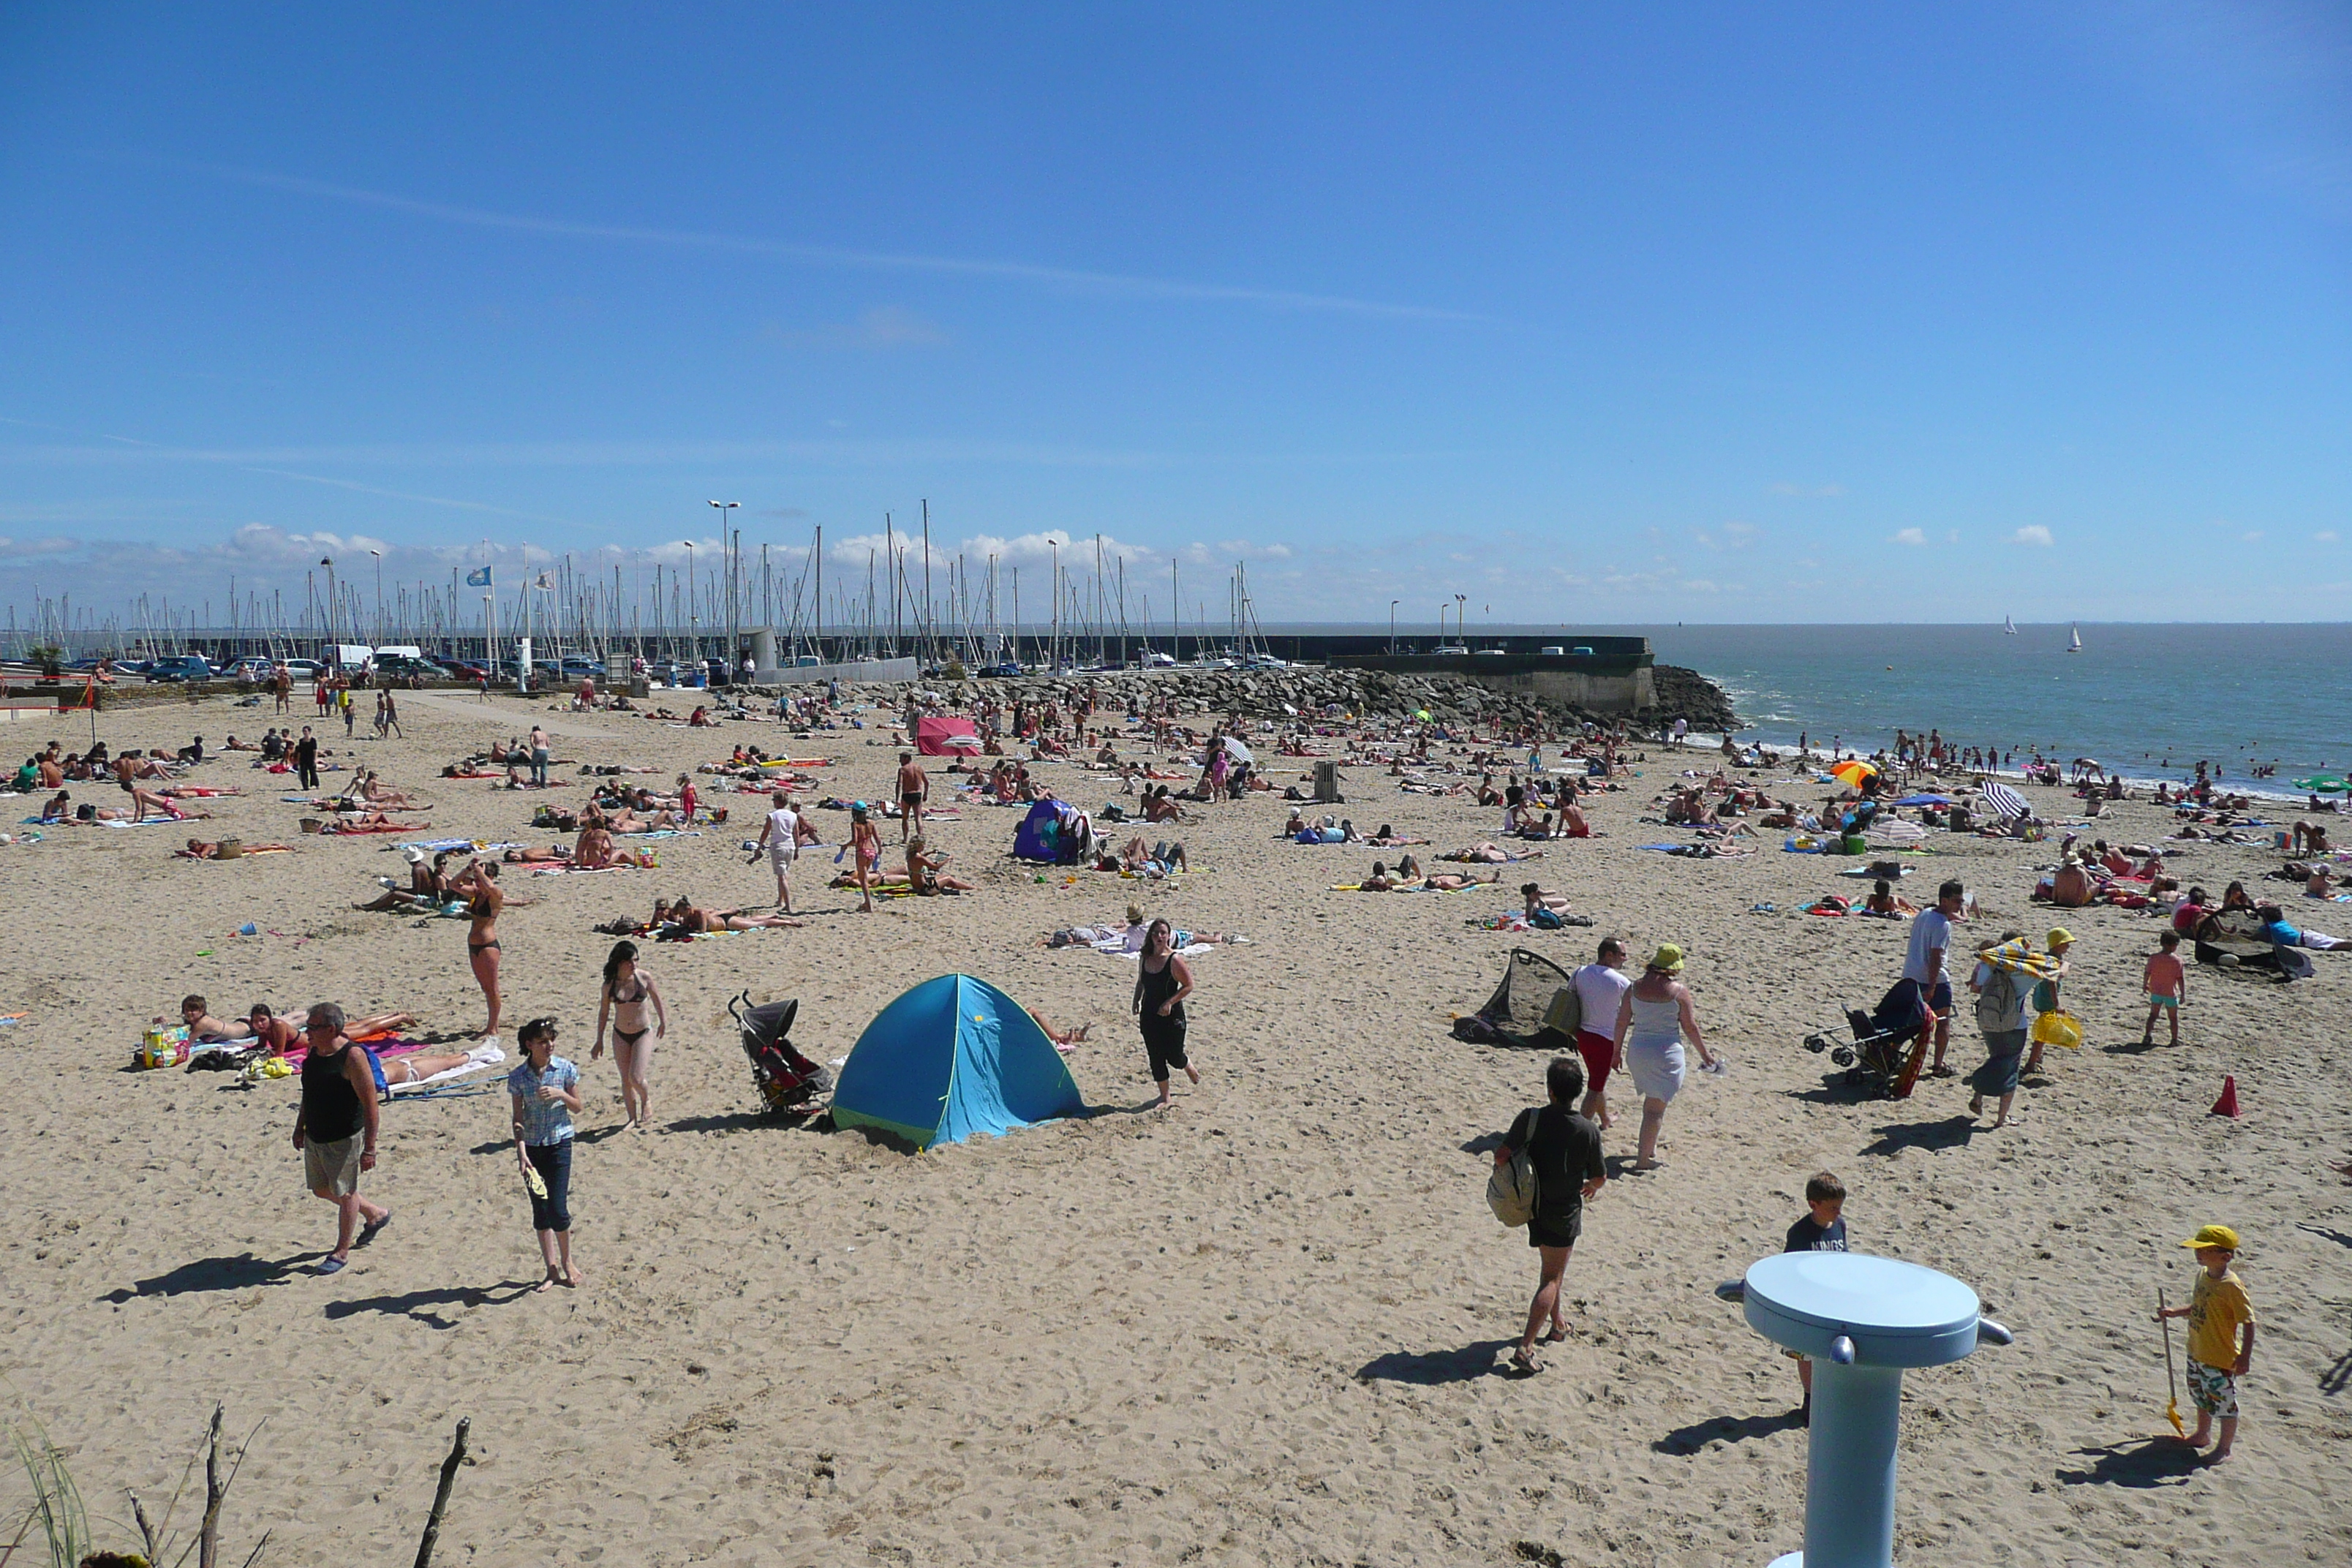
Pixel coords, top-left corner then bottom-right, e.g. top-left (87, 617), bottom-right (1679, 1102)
top-left (1490, 1055), bottom-right (1607, 1374)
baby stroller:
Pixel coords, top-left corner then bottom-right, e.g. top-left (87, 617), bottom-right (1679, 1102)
top-left (726, 992), bottom-right (834, 1115)
top-left (1801, 981), bottom-right (1933, 1100)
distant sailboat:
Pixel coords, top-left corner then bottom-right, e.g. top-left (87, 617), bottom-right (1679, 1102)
top-left (2066, 624), bottom-right (2082, 654)
top-left (2003, 614), bottom-right (2017, 636)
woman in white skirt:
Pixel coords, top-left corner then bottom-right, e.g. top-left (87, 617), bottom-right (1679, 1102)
top-left (1611, 944), bottom-right (1718, 1171)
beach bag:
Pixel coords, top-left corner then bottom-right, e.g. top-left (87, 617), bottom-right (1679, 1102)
top-left (1530, 908), bottom-right (1564, 930)
top-left (2029, 978), bottom-right (2059, 1014)
top-left (1486, 1111), bottom-right (1542, 1227)
top-left (2029, 1009), bottom-right (2082, 1050)
top-left (1973, 967), bottom-right (2021, 1033)
top-left (1542, 984), bottom-right (1583, 1038)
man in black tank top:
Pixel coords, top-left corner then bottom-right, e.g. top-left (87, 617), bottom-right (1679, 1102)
top-left (293, 1002), bottom-right (390, 1274)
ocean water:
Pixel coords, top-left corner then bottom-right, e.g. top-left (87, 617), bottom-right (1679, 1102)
top-left (1624, 622), bottom-right (2352, 792)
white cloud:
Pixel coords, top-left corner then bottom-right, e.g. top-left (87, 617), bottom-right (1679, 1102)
top-left (761, 306), bottom-right (951, 350)
top-left (0, 535), bottom-right (80, 558)
top-left (2316, 529), bottom-right (2340, 543)
top-left (2241, 529), bottom-right (2265, 543)
top-left (1892, 527), bottom-right (1928, 547)
top-left (2010, 526), bottom-right (2054, 547)
top-left (1768, 483), bottom-right (1844, 498)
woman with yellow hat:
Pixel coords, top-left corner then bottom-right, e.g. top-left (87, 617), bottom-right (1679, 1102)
top-left (1610, 943), bottom-right (1719, 1171)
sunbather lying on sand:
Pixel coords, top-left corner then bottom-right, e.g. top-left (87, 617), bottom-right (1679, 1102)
top-left (125, 783), bottom-right (201, 821)
top-left (1025, 1009), bottom-right (1090, 1049)
top-left (1447, 842), bottom-right (1538, 864)
top-left (665, 896), bottom-right (805, 932)
top-left (178, 838), bottom-right (292, 859)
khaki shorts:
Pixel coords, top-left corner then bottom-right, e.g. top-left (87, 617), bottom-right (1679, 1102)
top-left (304, 1132), bottom-right (365, 1197)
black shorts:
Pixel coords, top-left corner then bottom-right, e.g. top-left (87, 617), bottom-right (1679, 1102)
top-left (1529, 1207), bottom-right (1583, 1250)
top-left (1142, 1018), bottom-right (1188, 1080)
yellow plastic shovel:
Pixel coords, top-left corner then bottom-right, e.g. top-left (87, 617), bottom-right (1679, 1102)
top-left (2158, 1287), bottom-right (2187, 1438)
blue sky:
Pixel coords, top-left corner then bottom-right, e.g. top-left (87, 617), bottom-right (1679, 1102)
top-left (1, 1), bottom-right (2348, 635)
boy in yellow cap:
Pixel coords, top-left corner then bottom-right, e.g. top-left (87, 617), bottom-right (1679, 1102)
top-left (2155, 1225), bottom-right (2255, 1461)
top-left (2023, 927), bottom-right (2073, 1078)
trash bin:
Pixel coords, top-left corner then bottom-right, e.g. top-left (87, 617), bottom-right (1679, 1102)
top-left (1313, 760), bottom-right (1344, 804)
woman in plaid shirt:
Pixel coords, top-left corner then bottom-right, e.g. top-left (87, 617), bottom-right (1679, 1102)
top-left (509, 1017), bottom-right (584, 1292)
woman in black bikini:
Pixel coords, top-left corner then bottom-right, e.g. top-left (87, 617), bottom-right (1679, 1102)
top-left (593, 940), bottom-right (667, 1129)
top-left (458, 859), bottom-right (505, 1039)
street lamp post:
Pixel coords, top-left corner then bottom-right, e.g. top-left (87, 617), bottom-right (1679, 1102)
top-left (680, 540), bottom-right (698, 679)
top-left (369, 549), bottom-right (384, 647)
top-left (320, 557), bottom-right (336, 657)
top-left (1390, 599), bottom-right (1399, 655)
top-left (709, 500), bottom-right (739, 682)
top-left (1454, 594), bottom-right (1467, 651)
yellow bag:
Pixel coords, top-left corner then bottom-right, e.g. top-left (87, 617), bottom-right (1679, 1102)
top-left (2030, 1009), bottom-right (2082, 1049)
top-left (137, 1025), bottom-right (189, 1070)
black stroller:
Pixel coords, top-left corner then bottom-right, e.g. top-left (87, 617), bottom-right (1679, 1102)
top-left (726, 992), bottom-right (834, 1115)
top-left (1801, 981), bottom-right (1933, 1100)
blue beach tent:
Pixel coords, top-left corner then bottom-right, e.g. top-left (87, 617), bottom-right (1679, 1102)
top-left (1011, 798), bottom-right (1074, 862)
top-left (830, 975), bottom-right (1086, 1149)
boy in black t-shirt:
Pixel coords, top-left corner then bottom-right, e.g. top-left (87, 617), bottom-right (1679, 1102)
top-left (1495, 1056), bottom-right (1607, 1374)
top-left (1782, 1171), bottom-right (1850, 1419)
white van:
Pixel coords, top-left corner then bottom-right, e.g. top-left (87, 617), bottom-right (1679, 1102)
top-left (331, 644), bottom-right (374, 671)
top-left (373, 644), bottom-right (423, 662)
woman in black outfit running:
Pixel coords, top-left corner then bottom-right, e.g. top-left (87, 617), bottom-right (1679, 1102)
top-left (1131, 917), bottom-right (1199, 1109)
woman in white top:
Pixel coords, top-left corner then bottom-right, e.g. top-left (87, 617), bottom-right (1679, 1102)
top-left (1611, 944), bottom-right (1719, 1172)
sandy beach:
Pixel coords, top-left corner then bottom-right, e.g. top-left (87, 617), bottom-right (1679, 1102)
top-left (1, 685), bottom-right (2346, 1567)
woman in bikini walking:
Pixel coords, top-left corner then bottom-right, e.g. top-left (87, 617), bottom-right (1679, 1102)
top-left (457, 858), bottom-right (505, 1040)
top-left (593, 940), bottom-right (666, 1129)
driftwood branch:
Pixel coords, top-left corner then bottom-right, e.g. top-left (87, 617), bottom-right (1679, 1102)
top-left (132, 1492), bottom-right (161, 1564)
top-left (197, 1405), bottom-right (225, 1568)
top-left (410, 1417), bottom-right (470, 1568)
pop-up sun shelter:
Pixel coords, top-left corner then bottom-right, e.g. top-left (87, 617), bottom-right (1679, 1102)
top-left (916, 715), bottom-right (980, 756)
top-left (829, 975), bottom-right (1086, 1149)
top-left (1011, 798), bottom-right (1093, 864)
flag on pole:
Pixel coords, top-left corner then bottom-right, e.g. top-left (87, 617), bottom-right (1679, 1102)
top-left (534, 571), bottom-right (555, 591)
top-left (466, 567), bottom-right (493, 587)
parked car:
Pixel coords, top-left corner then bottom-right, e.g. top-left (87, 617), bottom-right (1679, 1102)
top-left (434, 657), bottom-right (489, 682)
top-left (644, 659), bottom-right (707, 687)
top-left (372, 654), bottom-right (440, 681)
top-left (978, 660), bottom-right (1025, 678)
top-left (281, 657), bottom-right (325, 681)
top-left (143, 655), bottom-right (216, 683)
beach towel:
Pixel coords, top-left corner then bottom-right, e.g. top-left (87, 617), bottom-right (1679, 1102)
top-left (385, 1046), bottom-right (504, 1096)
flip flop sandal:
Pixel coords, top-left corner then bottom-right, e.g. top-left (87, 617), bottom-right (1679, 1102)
top-left (358, 1215), bottom-right (391, 1246)
top-left (315, 1256), bottom-right (347, 1275)
top-left (1539, 1327), bottom-right (1568, 1344)
top-left (1511, 1347), bottom-right (1543, 1375)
